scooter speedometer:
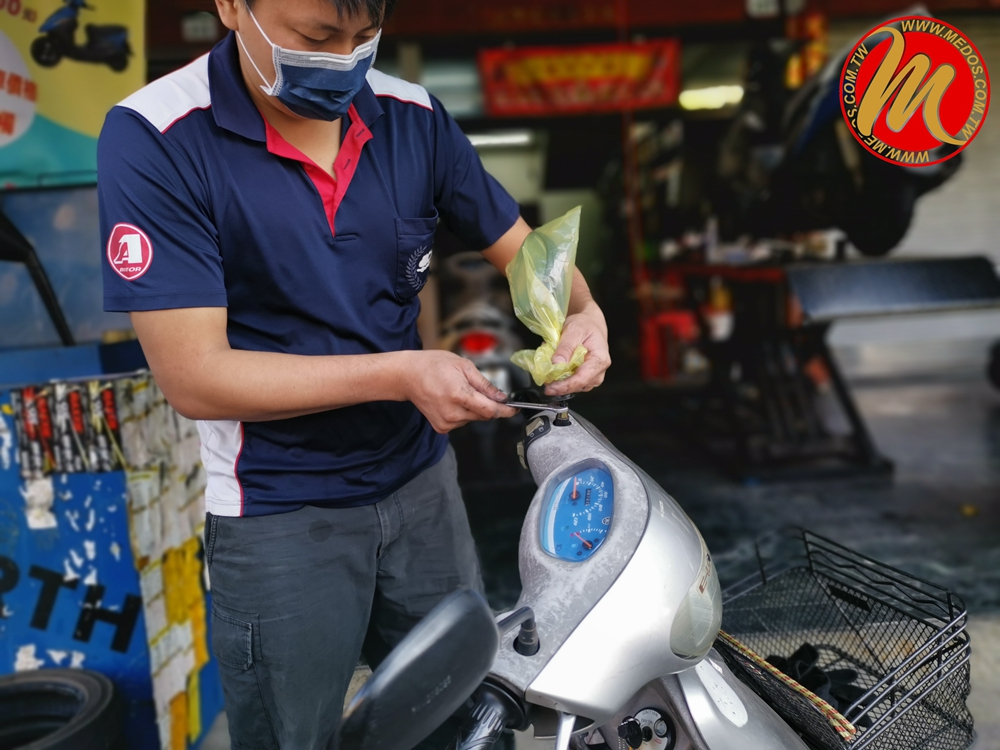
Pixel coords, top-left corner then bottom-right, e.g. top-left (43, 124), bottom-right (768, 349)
top-left (539, 463), bottom-right (614, 562)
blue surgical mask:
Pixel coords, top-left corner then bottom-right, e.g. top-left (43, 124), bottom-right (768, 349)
top-left (237, 9), bottom-right (381, 121)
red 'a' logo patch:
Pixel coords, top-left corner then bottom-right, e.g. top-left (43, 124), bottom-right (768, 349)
top-left (107, 223), bottom-right (154, 281)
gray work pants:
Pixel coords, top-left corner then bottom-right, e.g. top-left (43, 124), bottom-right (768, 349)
top-left (204, 445), bottom-right (484, 749)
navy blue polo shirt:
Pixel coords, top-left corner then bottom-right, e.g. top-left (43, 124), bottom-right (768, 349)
top-left (99, 33), bottom-right (519, 517)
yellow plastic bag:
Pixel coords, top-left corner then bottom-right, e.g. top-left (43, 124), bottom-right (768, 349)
top-left (507, 207), bottom-right (588, 386)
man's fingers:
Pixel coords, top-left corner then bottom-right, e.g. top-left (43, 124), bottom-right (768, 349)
top-left (458, 385), bottom-right (518, 420)
top-left (464, 362), bottom-right (509, 403)
top-left (546, 372), bottom-right (589, 396)
top-left (462, 363), bottom-right (517, 417)
top-left (550, 324), bottom-right (586, 364)
top-left (468, 394), bottom-right (518, 420)
top-left (545, 354), bottom-right (609, 395)
top-left (551, 338), bottom-right (580, 364)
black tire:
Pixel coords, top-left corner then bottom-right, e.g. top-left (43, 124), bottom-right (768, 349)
top-left (988, 342), bottom-right (1000, 391)
top-left (843, 162), bottom-right (917, 258)
top-left (0, 669), bottom-right (123, 749)
top-left (30, 36), bottom-right (61, 68)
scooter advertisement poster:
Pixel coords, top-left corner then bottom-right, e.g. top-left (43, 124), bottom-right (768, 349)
top-left (0, 0), bottom-right (144, 187)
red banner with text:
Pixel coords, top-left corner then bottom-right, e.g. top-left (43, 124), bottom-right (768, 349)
top-left (479, 39), bottom-right (681, 117)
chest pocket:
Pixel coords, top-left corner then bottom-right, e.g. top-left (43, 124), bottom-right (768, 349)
top-left (395, 211), bottom-right (438, 302)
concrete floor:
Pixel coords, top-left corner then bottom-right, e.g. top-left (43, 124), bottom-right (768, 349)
top-left (202, 337), bottom-right (1000, 749)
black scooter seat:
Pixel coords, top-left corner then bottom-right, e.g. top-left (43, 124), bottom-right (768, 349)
top-left (85, 23), bottom-right (127, 37)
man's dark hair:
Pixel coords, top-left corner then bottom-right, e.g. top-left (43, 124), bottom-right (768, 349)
top-left (243, 0), bottom-right (396, 25)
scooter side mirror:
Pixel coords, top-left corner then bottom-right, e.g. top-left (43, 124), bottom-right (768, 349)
top-left (339, 589), bottom-right (500, 750)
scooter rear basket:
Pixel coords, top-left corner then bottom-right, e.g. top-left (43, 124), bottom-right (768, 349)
top-left (716, 529), bottom-right (974, 750)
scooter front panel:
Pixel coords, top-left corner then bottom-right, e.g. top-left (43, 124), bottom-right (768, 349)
top-left (489, 414), bottom-right (718, 727)
top-left (525, 475), bottom-right (712, 723)
top-left (489, 416), bottom-right (651, 706)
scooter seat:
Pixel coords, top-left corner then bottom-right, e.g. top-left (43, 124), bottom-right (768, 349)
top-left (85, 23), bottom-right (128, 38)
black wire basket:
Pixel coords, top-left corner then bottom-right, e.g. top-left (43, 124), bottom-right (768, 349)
top-left (715, 529), bottom-right (974, 750)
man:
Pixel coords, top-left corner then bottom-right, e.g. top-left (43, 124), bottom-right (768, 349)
top-left (99, 0), bottom-right (611, 747)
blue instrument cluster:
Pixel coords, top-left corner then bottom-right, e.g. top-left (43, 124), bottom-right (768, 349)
top-left (540, 466), bottom-right (614, 562)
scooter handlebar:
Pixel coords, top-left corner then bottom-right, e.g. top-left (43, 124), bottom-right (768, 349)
top-left (446, 691), bottom-right (510, 750)
top-left (446, 679), bottom-right (532, 750)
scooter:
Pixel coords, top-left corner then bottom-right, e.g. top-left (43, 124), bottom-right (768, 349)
top-left (31, 0), bottom-right (131, 72)
top-left (340, 402), bottom-right (815, 750)
top-left (440, 252), bottom-right (532, 472)
top-left (338, 399), bottom-right (972, 750)
top-left (440, 251), bottom-right (530, 398)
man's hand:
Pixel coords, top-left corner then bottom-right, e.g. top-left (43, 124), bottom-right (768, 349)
top-left (482, 216), bottom-right (612, 398)
top-left (544, 303), bottom-right (612, 397)
top-left (401, 351), bottom-right (518, 434)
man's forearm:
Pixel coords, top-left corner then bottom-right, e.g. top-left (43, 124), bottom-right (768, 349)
top-left (160, 347), bottom-right (409, 422)
top-left (567, 268), bottom-right (608, 335)
top-left (483, 217), bottom-right (605, 328)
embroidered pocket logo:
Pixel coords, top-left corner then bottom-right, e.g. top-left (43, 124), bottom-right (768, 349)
top-left (406, 246), bottom-right (432, 291)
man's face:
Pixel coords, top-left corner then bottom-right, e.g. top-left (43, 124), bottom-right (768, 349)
top-left (221, 0), bottom-right (382, 88)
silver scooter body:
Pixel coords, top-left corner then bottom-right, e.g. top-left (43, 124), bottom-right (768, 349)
top-left (490, 411), bottom-right (808, 750)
